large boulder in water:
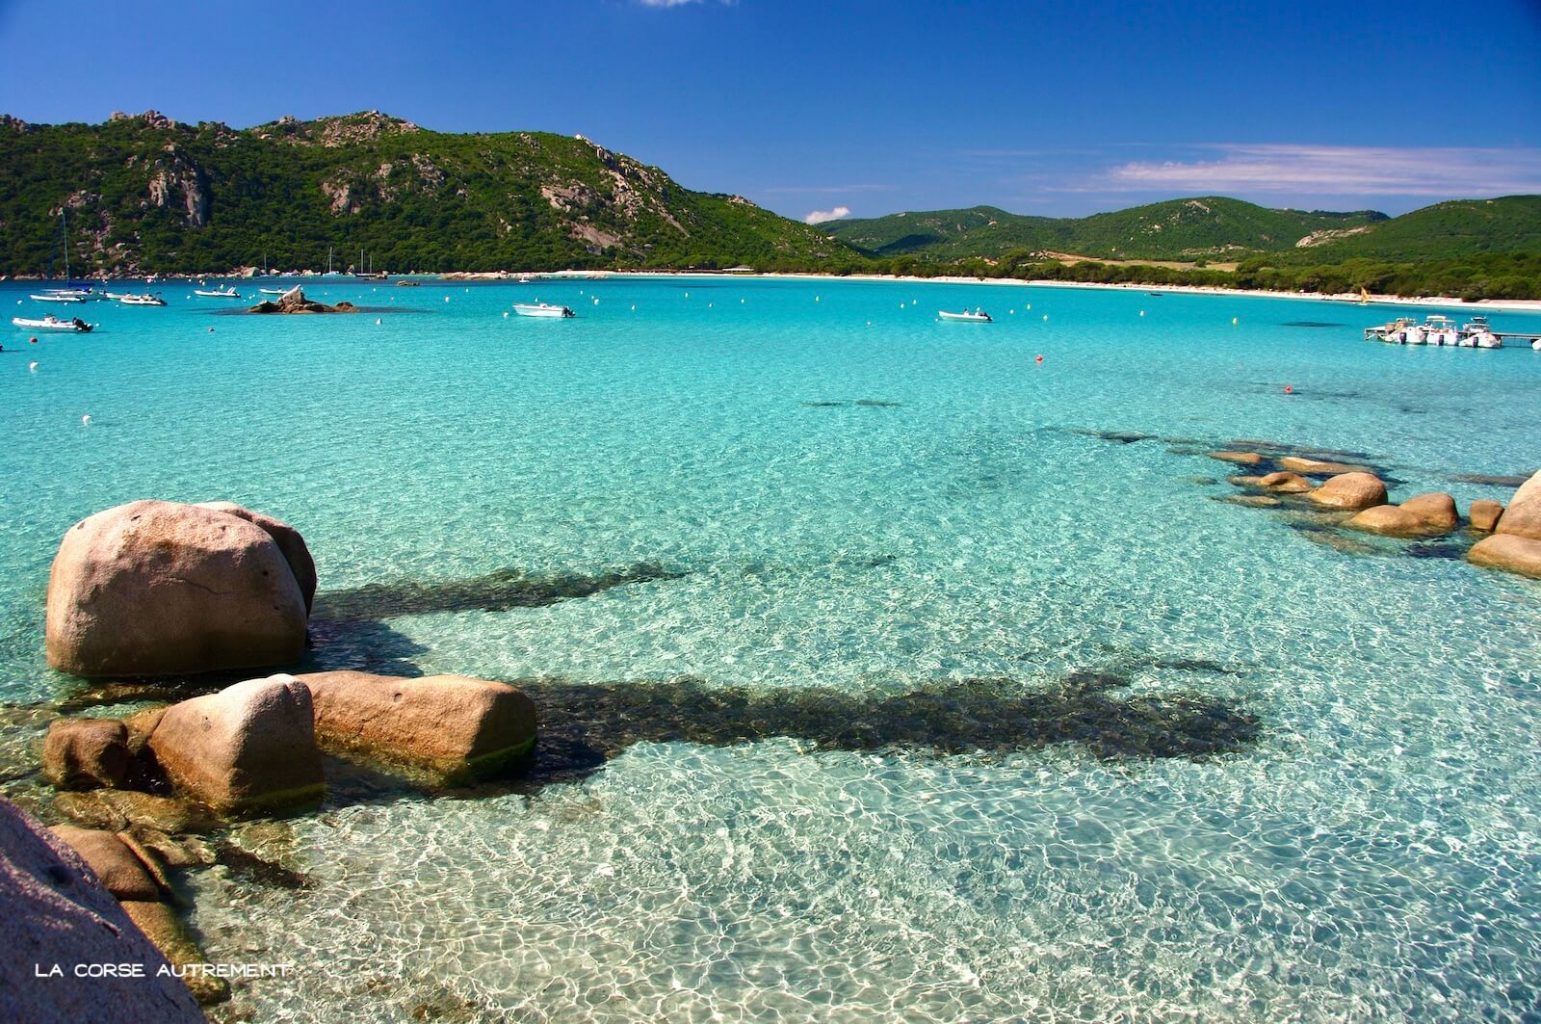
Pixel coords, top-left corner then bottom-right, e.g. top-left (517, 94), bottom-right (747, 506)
top-left (194, 501), bottom-right (317, 611)
top-left (147, 675), bottom-right (323, 815)
top-left (0, 798), bottom-right (204, 1022)
top-left (45, 500), bottom-right (308, 678)
top-left (1469, 499), bottom-right (1504, 533)
top-left (1306, 472), bottom-right (1388, 511)
top-left (1495, 470), bottom-right (1541, 540)
top-left (298, 670), bottom-right (537, 784)
top-left (48, 825), bottom-right (164, 902)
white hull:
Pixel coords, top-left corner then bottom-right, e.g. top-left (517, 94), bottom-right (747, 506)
top-left (120, 294), bottom-right (166, 306)
top-left (938, 309), bottom-right (992, 322)
top-left (30, 293), bottom-right (87, 303)
top-left (194, 289), bottom-right (242, 298)
top-left (13, 315), bottom-right (94, 332)
top-left (513, 303), bottom-right (575, 318)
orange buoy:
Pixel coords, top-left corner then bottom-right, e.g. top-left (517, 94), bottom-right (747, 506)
top-left (1283, 384), bottom-right (1293, 394)
top-left (30, 336), bottom-right (39, 344)
top-left (1035, 354), bottom-right (1044, 364)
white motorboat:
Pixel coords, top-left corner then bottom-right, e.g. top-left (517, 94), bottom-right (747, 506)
top-left (120, 293), bottom-right (166, 306)
top-left (258, 287), bottom-right (288, 295)
top-left (513, 302), bottom-right (575, 318)
top-left (29, 291), bottom-right (88, 304)
top-left (194, 287), bottom-right (242, 298)
top-left (1421, 315), bottom-right (1458, 347)
top-left (13, 315), bottom-right (94, 333)
top-left (938, 308), bottom-right (993, 322)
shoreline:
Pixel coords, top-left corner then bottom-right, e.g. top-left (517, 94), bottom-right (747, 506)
top-left (9, 268), bottom-right (1541, 314)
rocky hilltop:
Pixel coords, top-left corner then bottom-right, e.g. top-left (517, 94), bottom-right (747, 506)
top-left (0, 110), bottom-right (855, 275)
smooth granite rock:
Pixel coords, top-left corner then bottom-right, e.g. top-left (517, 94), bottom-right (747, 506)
top-left (48, 826), bottom-right (164, 902)
top-left (1208, 451), bottom-right (1263, 466)
top-left (1468, 534), bottom-right (1541, 578)
top-left (1346, 493), bottom-right (1458, 538)
top-left (147, 675), bottom-right (324, 815)
top-left (1279, 456), bottom-right (1371, 476)
top-left (299, 670), bottom-right (538, 784)
top-left (45, 499), bottom-right (307, 678)
top-left (1495, 470), bottom-right (1541, 541)
top-left (195, 501), bottom-right (318, 612)
top-left (43, 718), bottom-right (131, 790)
top-left (1258, 471), bottom-right (1312, 493)
top-left (0, 798), bottom-right (203, 1023)
top-left (1469, 499), bottom-right (1504, 533)
top-left (1307, 473), bottom-right (1388, 511)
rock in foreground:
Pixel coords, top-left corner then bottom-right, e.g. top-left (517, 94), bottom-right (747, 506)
top-left (300, 670), bottom-right (537, 784)
top-left (45, 499), bottom-right (308, 678)
top-left (1468, 534), bottom-right (1541, 578)
top-left (0, 798), bottom-right (203, 1023)
top-left (147, 675), bottom-right (324, 815)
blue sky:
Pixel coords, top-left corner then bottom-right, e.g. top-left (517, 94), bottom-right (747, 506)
top-left (1, 0), bottom-right (1538, 223)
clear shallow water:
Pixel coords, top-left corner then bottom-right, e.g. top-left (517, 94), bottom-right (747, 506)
top-left (3, 277), bottom-right (1540, 1021)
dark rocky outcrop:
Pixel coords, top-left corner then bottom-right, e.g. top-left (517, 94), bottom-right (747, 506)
top-left (247, 286), bottom-right (358, 314)
top-left (45, 499), bottom-right (308, 678)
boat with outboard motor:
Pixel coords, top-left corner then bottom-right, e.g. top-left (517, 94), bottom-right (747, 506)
top-left (119, 293), bottom-right (166, 306)
top-left (194, 286), bottom-right (242, 298)
top-left (938, 308), bottom-right (993, 322)
top-left (13, 314), bottom-right (94, 332)
top-left (513, 302), bottom-right (576, 318)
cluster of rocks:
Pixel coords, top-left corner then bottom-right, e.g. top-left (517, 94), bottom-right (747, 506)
top-left (246, 286), bottom-right (357, 314)
top-left (1210, 448), bottom-right (1541, 577)
top-left (24, 499), bottom-right (539, 1010)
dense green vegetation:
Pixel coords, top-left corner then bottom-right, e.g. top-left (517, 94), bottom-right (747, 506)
top-left (0, 110), bottom-right (867, 276)
top-left (2, 111), bottom-right (1536, 298)
top-left (826, 198), bottom-right (1389, 261)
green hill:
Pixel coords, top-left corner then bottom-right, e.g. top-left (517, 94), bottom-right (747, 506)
top-left (0, 110), bottom-right (864, 276)
top-left (1271, 196), bottom-right (1541, 263)
top-left (826, 197), bottom-right (1388, 261)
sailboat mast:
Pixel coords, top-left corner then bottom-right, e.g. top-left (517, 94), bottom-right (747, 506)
top-left (62, 209), bottom-right (69, 283)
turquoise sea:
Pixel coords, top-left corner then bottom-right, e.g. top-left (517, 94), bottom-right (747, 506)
top-left (3, 275), bottom-right (1541, 1022)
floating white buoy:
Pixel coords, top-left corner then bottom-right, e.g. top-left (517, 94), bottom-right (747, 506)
top-left (208, 326), bottom-right (214, 333)
top-left (593, 297), bottom-right (599, 305)
top-left (740, 298), bottom-right (745, 304)
top-left (502, 311), bottom-right (509, 318)
top-left (1010, 309), bottom-right (1016, 314)
top-left (815, 296), bottom-right (820, 302)
top-left (81, 414), bottom-right (91, 426)
top-left (1026, 304), bottom-right (1032, 310)
top-left (14, 299), bottom-right (19, 305)
top-left (708, 302), bottom-right (713, 308)
top-left (684, 292), bottom-right (689, 298)
top-left (29, 361), bottom-right (38, 372)
top-left (1042, 314), bottom-right (1049, 321)
top-left (1232, 317), bottom-right (1238, 325)
top-left (376, 318), bottom-right (383, 325)
top-left (1140, 310), bottom-right (1145, 317)
top-left (631, 304), bottom-right (636, 311)
top-left (445, 296), bottom-right (451, 303)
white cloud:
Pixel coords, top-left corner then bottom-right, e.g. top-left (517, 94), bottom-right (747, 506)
top-left (1095, 144), bottom-right (1541, 196)
top-left (803, 206), bottom-right (851, 225)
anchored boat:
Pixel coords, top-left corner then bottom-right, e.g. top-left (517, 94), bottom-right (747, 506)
top-left (193, 286), bottom-right (242, 298)
top-left (513, 302), bottom-right (576, 319)
top-left (13, 314), bottom-right (94, 333)
top-left (938, 308), bottom-right (992, 322)
top-left (119, 293), bottom-right (167, 306)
